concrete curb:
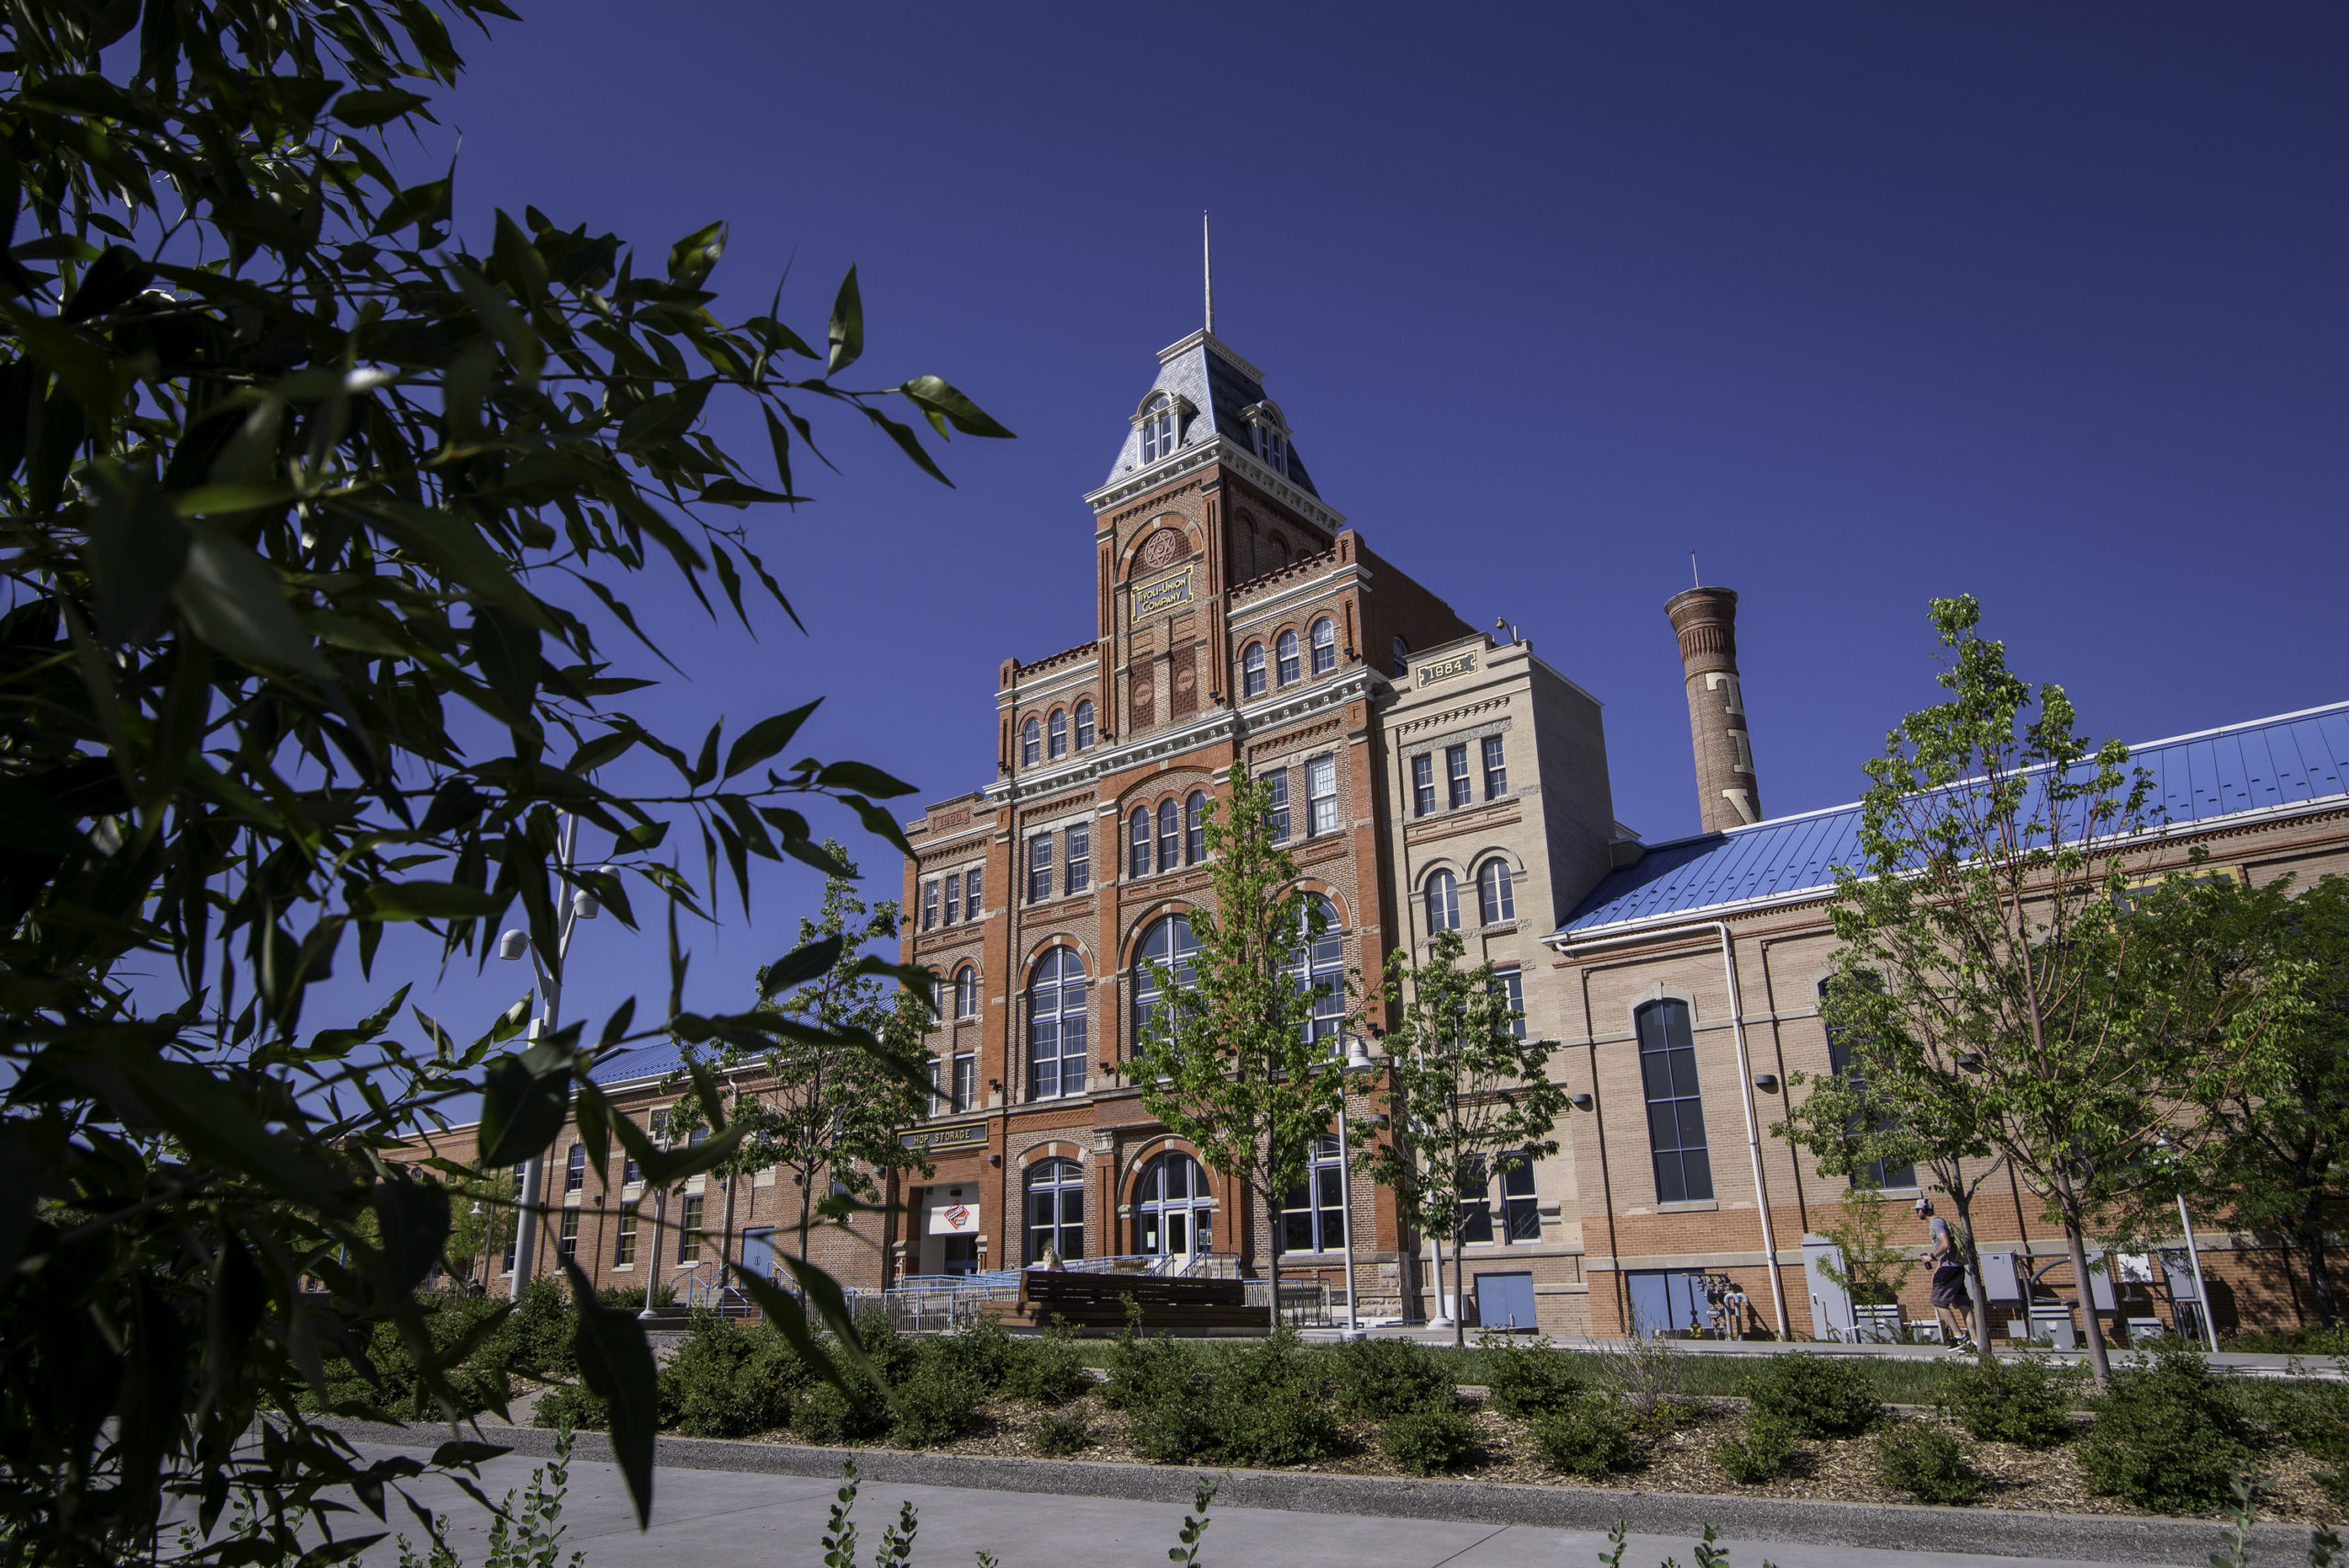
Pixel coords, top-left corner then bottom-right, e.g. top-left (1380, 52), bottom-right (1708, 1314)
top-left (328, 1418), bottom-right (2298, 1565)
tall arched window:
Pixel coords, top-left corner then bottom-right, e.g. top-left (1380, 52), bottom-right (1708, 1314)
top-left (1129, 806), bottom-right (1152, 878)
top-left (1275, 628), bottom-right (1300, 685)
top-left (1027, 949), bottom-right (1088, 1100)
top-left (1184, 791), bottom-right (1208, 864)
top-left (1286, 894), bottom-right (1344, 1047)
top-left (1280, 1134), bottom-right (1344, 1253)
top-left (1139, 394), bottom-right (1174, 463)
top-left (1425, 869), bottom-right (1460, 933)
top-left (1074, 699), bottom-right (1096, 751)
top-left (1131, 915), bottom-right (1197, 1048)
top-left (1047, 708), bottom-right (1067, 759)
top-left (1020, 717), bottom-right (1041, 767)
top-left (1135, 1151), bottom-right (1212, 1256)
top-left (1241, 642), bottom-right (1266, 698)
top-left (1392, 635), bottom-right (1410, 677)
top-left (1027, 1158), bottom-right (1085, 1262)
top-left (952, 964), bottom-right (979, 1020)
top-left (1637, 998), bottom-right (1713, 1204)
top-left (1309, 617), bottom-right (1336, 675)
top-left (1477, 860), bottom-right (1516, 926)
top-left (1156, 799), bottom-right (1178, 870)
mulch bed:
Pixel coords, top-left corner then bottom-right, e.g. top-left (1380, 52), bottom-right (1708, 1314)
top-left (732, 1393), bottom-right (2341, 1522)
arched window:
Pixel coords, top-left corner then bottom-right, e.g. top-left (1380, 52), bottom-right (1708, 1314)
top-left (1286, 894), bottom-right (1344, 1047)
top-left (1185, 791), bottom-right (1208, 864)
top-left (1129, 806), bottom-right (1152, 878)
top-left (1241, 642), bottom-right (1266, 698)
top-left (1020, 717), bottom-right (1041, 767)
top-left (1425, 869), bottom-right (1460, 933)
top-left (1135, 1151), bottom-right (1212, 1257)
top-left (1309, 617), bottom-right (1336, 676)
top-left (1131, 915), bottom-right (1198, 1048)
top-left (1156, 799), bottom-right (1178, 871)
top-left (1027, 949), bottom-right (1088, 1100)
top-left (952, 965), bottom-right (979, 1020)
top-left (1275, 628), bottom-right (1300, 686)
top-left (1074, 699), bottom-right (1096, 751)
top-left (1477, 860), bottom-right (1516, 926)
top-left (1280, 1134), bottom-right (1345, 1253)
top-left (1636, 999), bottom-right (1713, 1204)
top-left (1047, 708), bottom-right (1067, 759)
top-left (1392, 635), bottom-right (1409, 678)
top-left (565, 1142), bottom-right (587, 1194)
top-left (1139, 394), bottom-right (1174, 463)
top-left (1027, 1158), bottom-right (1085, 1263)
top-left (1821, 977), bottom-right (1913, 1189)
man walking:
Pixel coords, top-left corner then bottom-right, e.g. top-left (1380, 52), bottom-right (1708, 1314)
top-left (1916, 1196), bottom-right (1976, 1352)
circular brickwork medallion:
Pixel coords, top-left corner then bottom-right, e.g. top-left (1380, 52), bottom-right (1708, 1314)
top-left (1140, 528), bottom-right (1186, 569)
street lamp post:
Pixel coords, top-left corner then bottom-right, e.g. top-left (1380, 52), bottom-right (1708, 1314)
top-left (1334, 1034), bottom-right (1377, 1340)
top-left (496, 816), bottom-right (601, 1301)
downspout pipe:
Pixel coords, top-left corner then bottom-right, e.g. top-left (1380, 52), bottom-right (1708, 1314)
top-left (1551, 918), bottom-right (1790, 1341)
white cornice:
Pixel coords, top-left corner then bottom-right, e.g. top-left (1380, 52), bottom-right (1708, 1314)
top-left (1084, 435), bottom-right (1347, 536)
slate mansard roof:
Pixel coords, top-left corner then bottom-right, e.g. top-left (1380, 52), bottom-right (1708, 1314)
top-left (1099, 330), bottom-right (1319, 498)
top-left (1555, 700), bottom-right (2349, 943)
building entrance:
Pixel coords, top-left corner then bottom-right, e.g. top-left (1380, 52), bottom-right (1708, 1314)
top-left (1135, 1152), bottom-right (1213, 1259)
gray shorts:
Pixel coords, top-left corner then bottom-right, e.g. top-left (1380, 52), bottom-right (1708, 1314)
top-left (1931, 1267), bottom-right (1970, 1307)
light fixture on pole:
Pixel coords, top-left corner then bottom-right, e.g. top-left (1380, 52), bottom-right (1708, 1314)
top-left (2154, 1134), bottom-right (2220, 1353)
top-left (1332, 1033), bottom-right (1376, 1341)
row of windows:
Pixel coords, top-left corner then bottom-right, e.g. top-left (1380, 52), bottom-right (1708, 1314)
top-left (1411, 736), bottom-right (1508, 817)
top-left (1019, 700), bottom-right (1098, 768)
top-left (525, 1191), bottom-right (713, 1273)
top-left (918, 867), bottom-right (985, 931)
top-left (1240, 617), bottom-right (1338, 697)
top-left (1425, 859), bottom-right (1518, 935)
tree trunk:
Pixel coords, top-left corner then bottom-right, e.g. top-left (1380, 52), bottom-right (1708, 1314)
top-left (2057, 1187), bottom-right (2112, 1386)
top-left (1949, 1191), bottom-right (1995, 1367)
top-left (2299, 1218), bottom-right (2337, 1329)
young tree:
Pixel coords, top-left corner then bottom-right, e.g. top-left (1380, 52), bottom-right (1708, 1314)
top-left (1820, 596), bottom-right (2301, 1384)
top-left (1811, 1181), bottom-right (1918, 1320)
top-left (1130, 779), bottom-right (1353, 1334)
top-left (1358, 928), bottom-right (1568, 1346)
top-left (0, 3), bottom-right (1007, 1553)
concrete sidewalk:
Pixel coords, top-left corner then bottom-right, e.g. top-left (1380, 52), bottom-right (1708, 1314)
top-left (336, 1439), bottom-right (2221, 1568)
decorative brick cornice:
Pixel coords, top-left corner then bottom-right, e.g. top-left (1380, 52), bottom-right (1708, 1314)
top-left (1391, 694), bottom-right (1513, 739)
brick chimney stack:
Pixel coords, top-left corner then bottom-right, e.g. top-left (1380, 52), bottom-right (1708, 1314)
top-left (1664, 585), bottom-right (1762, 832)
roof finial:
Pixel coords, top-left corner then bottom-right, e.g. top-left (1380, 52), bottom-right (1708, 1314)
top-left (1691, 550), bottom-right (1700, 588)
top-left (1202, 210), bottom-right (1214, 337)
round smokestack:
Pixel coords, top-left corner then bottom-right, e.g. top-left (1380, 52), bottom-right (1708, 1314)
top-left (1664, 585), bottom-right (1762, 832)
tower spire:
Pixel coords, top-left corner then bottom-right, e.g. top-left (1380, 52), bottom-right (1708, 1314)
top-left (1202, 210), bottom-right (1214, 336)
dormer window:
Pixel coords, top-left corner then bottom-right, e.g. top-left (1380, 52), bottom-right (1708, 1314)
top-left (1140, 395), bottom-right (1175, 463)
top-left (1243, 401), bottom-right (1290, 475)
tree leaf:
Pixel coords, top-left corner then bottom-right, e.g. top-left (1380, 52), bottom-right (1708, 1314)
top-left (170, 528), bottom-right (334, 684)
top-left (724, 700), bottom-right (820, 782)
top-left (332, 87), bottom-right (432, 128)
top-left (351, 881), bottom-right (506, 922)
top-left (826, 264), bottom-right (863, 375)
top-left (815, 760), bottom-right (918, 799)
top-left (477, 1044), bottom-right (571, 1167)
top-left (898, 375), bottom-right (1015, 439)
top-left (760, 935), bottom-right (844, 1000)
top-left (560, 1257), bottom-right (657, 1528)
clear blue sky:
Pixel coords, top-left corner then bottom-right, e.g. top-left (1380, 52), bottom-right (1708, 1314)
top-left (302, 3), bottom-right (2349, 1054)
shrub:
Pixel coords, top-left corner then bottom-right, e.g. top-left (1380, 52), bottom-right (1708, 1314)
top-left (1100, 1315), bottom-right (1199, 1413)
top-left (1876, 1423), bottom-right (1986, 1505)
top-left (661, 1315), bottom-right (806, 1439)
top-left (2078, 1350), bottom-right (2254, 1514)
top-left (1712, 1415), bottom-right (1796, 1485)
top-left (850, 1308), bottom-right (925, 1389)
top-left (1531, 1395), bottom-right (1638, 1477)
top-left (1382, 1407), bottom-right (1479, 1475)
top-left (597, 1282), bottom-right (674, 1313)
top-left (1003, 1321), bottom-right (1092, 1407)
top-left (1746, 1352), bottom-right (1881, 1439)
top-left (795, 1368), bottom-right (894, 1445)
top-left (1030, 1406), bottom-right (1096, 1457)
top-left (498, 1275), bottom-right (576, 1379)
top-left (2244, 1380), bottom-right (2349, 1509)
top-left (1937, 1359), bottom-right (2076, 1449)
top-left (930, 1316), bottom-right (1016, 1396)
top-left (890, 1361), bottom-right (982, 1448)
top-left (1332, 1337), bottom-right (1454, 1418)
top-left (532, 1381), bottom-right (608, 1432)
top-left (1208, 1330), bottom-right (1342, 1466)
top-left (1483, 1342), bottom-right (1585, 1418)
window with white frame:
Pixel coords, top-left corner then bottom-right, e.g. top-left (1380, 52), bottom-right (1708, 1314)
top-left (1027, 1158), bottom-right (1085, 1262)
top-left (1478, 859), bottom-right (1516, 925)
top-left (1020, 717), bottom-right (1040, 767)
top-left (1241, 642), bottom-right (1266, 697)
top-left (558, 1208), bottom-right (579, 1260)
top-left (1308, 617), bottom-right (1336, 675)
top-left (613, 1203), bottom-right (638, 1266)
top-left (1280, 1134), bottom-right (1345, 1252)
top-left (1425, 869), bottom-right (1460, 933)
top-left (952, 1051), bottom-right (976, 1113)
top-left (1263, 769), bottom-right (1291, 843)
top-left (1048, 708), bottom-right (1067, 758)
top-left (677, 1195), bottom-right (703, 1262)
top-left (953, 965), bottom-right (979, 1019)
top-left (1306, 754), bottom-right (1339, 835)
top-left (1064, 823), bottom-right (1089, 895)
top-left (943, 872), bottom-right (961, 925)
top-left (1491, 964), bottom-right (1526, 1040)
top-left (1129, 806), bottom-right (1152, 878)
top-left (1027, 949), bottom-right (1088, 1099)
top-left (1286, 894), bottom-right (1343, 1047)
top-left (1074, 699), bottom-right (1096, 750)
top-left (1482, 735), bottom-right (1508, 798)
top-left (1130, 915), bottom-right (1197, 1048)
top-left (1140, 394), bottom-right (1174, 462)
top-left (1027, 834), bottom-right (1052, 903)
top-left (565, 1143), bottom-right (586, 1193)
top-left (1254, 421), bottom-right (1286, 473)
top-left (1156, 799), bottom-right (1178, 869)
top-left (1275, 629), bottom-right (1300, 685)
top-left (1185, 791), bottom-right (1207, 864)
top-left (964, 867), bottom-right (982, 917)
top-left (1411, 753), bottom-right (1436, 817)
top-left (920, 879), bottom-right (939, 930)
top-left (1446, 742), bottom-right (1471, 808)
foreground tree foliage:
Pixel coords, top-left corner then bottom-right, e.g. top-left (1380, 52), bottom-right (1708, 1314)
top-left (1811, 596), bottom-right (2305, 1385)
top-left (0, 1), bottom-right (1007, 1559)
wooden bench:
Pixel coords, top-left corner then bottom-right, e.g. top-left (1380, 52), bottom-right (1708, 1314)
top-left (978, 1269), bottom-right (1264, 1335)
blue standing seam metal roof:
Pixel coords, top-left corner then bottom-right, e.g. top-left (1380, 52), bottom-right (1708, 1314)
top-left (587, 1040), bottom-right (686, 1087)
top-left (1556, 700), bottom-right (2349, 941)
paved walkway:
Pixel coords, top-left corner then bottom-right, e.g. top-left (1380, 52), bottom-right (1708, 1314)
top-left (338, 1441), bottom-right (2210, 1568)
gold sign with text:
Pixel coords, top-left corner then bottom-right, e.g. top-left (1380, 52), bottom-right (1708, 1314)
top-left (1417, 649), bottom-right (1479, 687)
top-left (900, 1123), bottom-right (988, 1153)
top-left (1132, 566), bottom-right (1194, 619)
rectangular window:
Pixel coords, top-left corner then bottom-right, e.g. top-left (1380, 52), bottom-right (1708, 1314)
top-left (1306, 755), bottom-right (1340, 836)
top-left (558, 1208), bottom-right (580, 1260)
top-left (1500, 1158), bottom-right (1541, 1241)
top-left (1411, 753), bottom-right (1436, 817)
top-left (1456, 1153), bottom-right (1493, 1244)
top-left (1482, 735), bottom-right (1508, 799)
top-left (952, 1051), bottom-right (976, 1112)
top-left (1027, 834), bottom-right (1052, 903)
top-left (928, 1056), bottom-right (942, 1117)
top-left (1446, 743), bottom-right (1471, 809)
top-left (1823, 980), bottom-right (1915, 1189)
top-left (1263, 769), bottom-right (1291, 843)
top-left (964, 868), bottom-right (982, 918)
top-left (622, 1126), bottom-right (641, 1186)
top-left (1639, 1000), bottom-right (1714, 1204)
top-left (677, 1195), bottom-right (703, 1262)
top-left (943, 872), bottom-right (961, 926)
top-left (613, 1203), bottom-right (638, 1267)
top-left (1492, 966), bottom-right (1526, 1040)
top-left (1064, 825), bottom-right (1089, 895)
top-left (921, 879), bottom-right (939, 930)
